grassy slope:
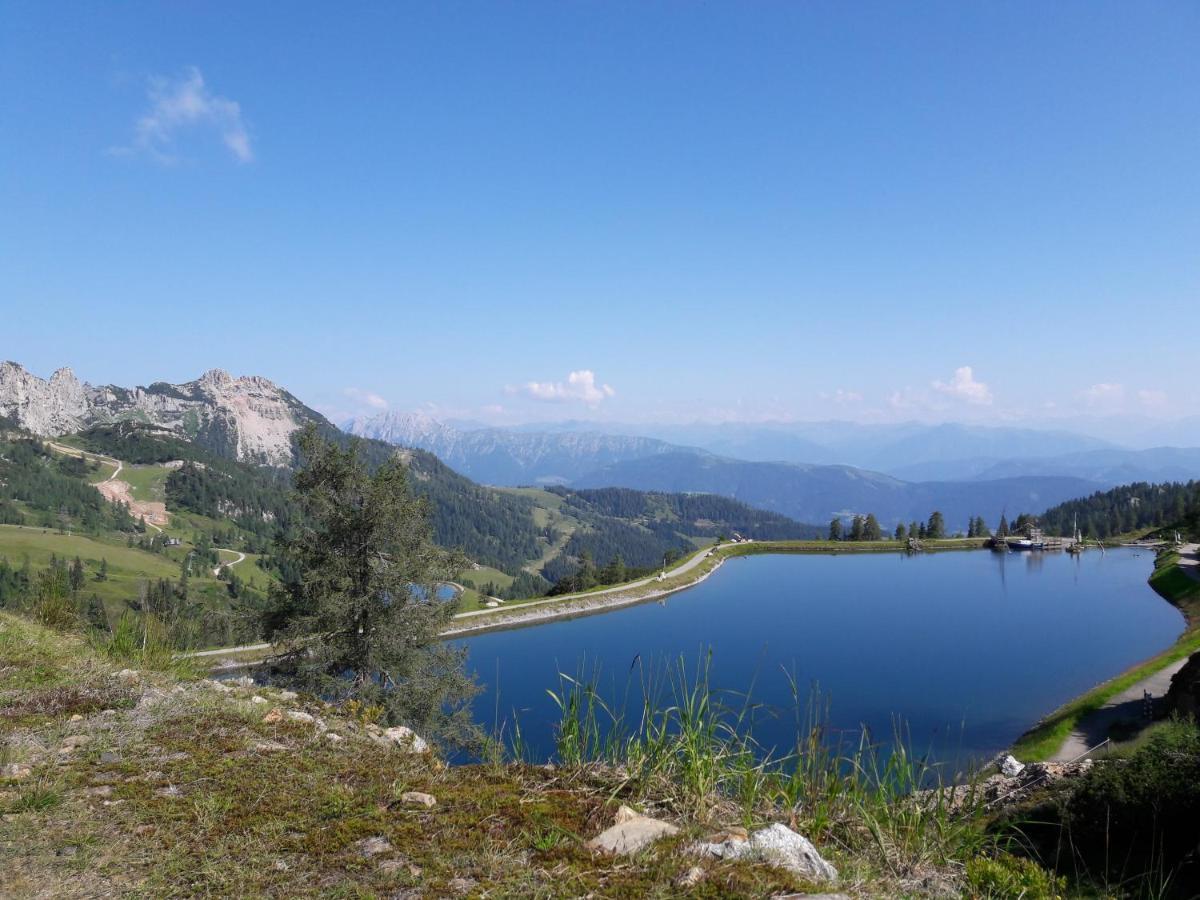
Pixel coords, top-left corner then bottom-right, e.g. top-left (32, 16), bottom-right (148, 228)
top-left (1012, 550), bottom-right (1200, 761)
top-left (0, 524), bottom-right (240, 624)
top-left (115, 465), bottom-right (169, 502)
top-left (0, 612), bottom-right (814, 898)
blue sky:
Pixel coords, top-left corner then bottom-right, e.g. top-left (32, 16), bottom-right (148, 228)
top-left (2, 2), bottom-right (1197, 430)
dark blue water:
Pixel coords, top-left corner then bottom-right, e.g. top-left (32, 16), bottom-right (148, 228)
top-left (456, 548), bottom-right (1182, 767)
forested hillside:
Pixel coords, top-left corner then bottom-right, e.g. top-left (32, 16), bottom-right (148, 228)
top-left (0, 429), bottom-right (139, 533)
top-left (78, 423), bottom-right (546, 572)
top-left (1033, 480), bottom-right (1200, 539)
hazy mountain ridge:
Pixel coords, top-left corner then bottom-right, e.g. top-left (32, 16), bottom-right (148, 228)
top-left (346, 409), bottom-right (699, 485)
top-left (572, 452), bottom-right (1101, 530)
top-left (0, 361), bottom-right (323, 467)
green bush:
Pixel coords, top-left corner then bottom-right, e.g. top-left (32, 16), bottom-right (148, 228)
top-left (1002, 718), bottom-right (1200, 896)
top-left (967, 852), bottom-right (1065, 899)
top-left (1060, 717), bottom-right (1200, 892)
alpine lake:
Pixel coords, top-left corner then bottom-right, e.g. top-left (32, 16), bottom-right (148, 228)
top-left (456, 547), bottom-right (1182, 770)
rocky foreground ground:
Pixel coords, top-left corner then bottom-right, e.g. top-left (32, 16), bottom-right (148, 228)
top-left (0, 613), bottom-right (873, 898)
top-left (2, 611), bottom-right (1099, 898)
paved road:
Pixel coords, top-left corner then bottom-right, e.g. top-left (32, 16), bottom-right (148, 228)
top-left (1052, 543), bottom-right (1197, 761)
top-left (1176, 542), bottom-right (1200, 582)
top-left (187, 545), bottom-right (726, 659)
top-left (1053, 657), bottom-right (1190, 761)
top-left (452, 545), bottom-right (717, 622)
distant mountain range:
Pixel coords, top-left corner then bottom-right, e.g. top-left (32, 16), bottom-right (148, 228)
top-left (571, 452), bottom-right (1099, 530)
top-left (8, 361), bottom-right (1198, 537)
top-left (345, 410), bottom-right (693, 485)
top-left (889, 446), bottom-right (1200, 484)
top-left (486, 419), bottom-right (1116, 473)
top-left (347, 411), bottom-right (1182, 530)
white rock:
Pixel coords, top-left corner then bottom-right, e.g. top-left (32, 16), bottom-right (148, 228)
top-left (587, 814), bottom-right (679, 855)
top-left (231, 676), bottom-right (255, 689)
top-left (356, 836), bottom-right (392, 857)
top-left (250, 695), bottom-right (268, 705)
top-left (285, 711), bottom-right (315, 724)
top-left (999, 754), bottom-right (1025, 778)
top-left (400, 791), bottom-right (437, 808)
top-left (325, 732), bottom-right (344, 743)
top-left (1, 763), bottom-right (32, 781)
top-left (383, 726), bottom-right (429, 753)
top-left (692, 823), bottom-right (837, 882)
top-left (277, 690), bottom-right (298, 702)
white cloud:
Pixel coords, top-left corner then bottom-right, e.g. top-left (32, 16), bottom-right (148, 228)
top-left (1137, 389), bottom-right (1169, 411)
top-left (1080, 382), bottom-right (1125, 409)
top-left (931, 366), bottom-right (993, 406)
top-left (820, 388), bottom-right (863, 406)
top-left (343, 387), bottom-right (389, 410)
top-left (509, 370), bottom-right (615, 406)
top-left (116, 67), bottom-right (253, 164)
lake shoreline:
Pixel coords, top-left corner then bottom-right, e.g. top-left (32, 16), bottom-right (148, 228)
top-left (443, 538), bottom-right (988, 638)
top-left (1011, 545), bottom-right (1200, 760)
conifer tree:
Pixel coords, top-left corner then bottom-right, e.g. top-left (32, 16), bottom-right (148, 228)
top-left (265, 425), bottom-right (477, 744)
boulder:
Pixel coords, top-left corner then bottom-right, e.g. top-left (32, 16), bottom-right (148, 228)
top-left (998, 754), bottom-right (1025, 778)
top-left (587, 813), bottom-right (679, 856)
top-left (285, 710), bottom-right (316, 725)
top-left (692, 823), bottom-right (837, 883)
top-left (383, 726), bottom-right (429, 754)
top-left (250, 696), bottom-right (268, 705)
top-left (1, 763), bottom-right (32, 781)
top-left (1167, 651), bottom-right (1200, 718)
top-left (277, 690), bottom-right (298, 702)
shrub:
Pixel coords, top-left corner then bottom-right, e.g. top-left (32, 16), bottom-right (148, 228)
top-left (1060, 717), bottom-right (1200, 892)
top-left (967, 852), bottom-right (1065, 899)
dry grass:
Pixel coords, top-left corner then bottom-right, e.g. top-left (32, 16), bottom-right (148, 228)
top-left (0, 611), bottom-right (818, 898)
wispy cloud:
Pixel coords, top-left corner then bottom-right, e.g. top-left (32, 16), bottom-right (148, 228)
top-left (1080, 382), bottom-right (1125, 409)
top-left (343, 387), bottom-right (389, 410)
top-left (508, 370), bottom-right (615, 406)
top-left (932, 366), bottom-right (993, 406)
top-left (114, 67), bottom-right (253, 164)
top-left (820, 388), bottom-right (863, 406)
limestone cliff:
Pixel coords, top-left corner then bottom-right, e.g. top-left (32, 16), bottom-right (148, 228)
top-left (0, 361), bottom-right (323, 466)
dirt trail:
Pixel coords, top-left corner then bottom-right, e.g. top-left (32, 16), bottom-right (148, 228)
top-left (212, 549), bottom-right (247, 577)
top-left (46, 441), bottom-right (169, 528)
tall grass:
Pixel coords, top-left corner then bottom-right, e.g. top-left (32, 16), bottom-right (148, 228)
top-left (544, 652), bottom-right (993, 876)
top-left (95, 611), bottom-right (201, 677)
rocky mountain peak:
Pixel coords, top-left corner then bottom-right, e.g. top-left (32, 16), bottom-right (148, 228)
top-left (197, 368), bottom-right (234, 388)
top-left (0, 361), bottom-right (326, 467)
